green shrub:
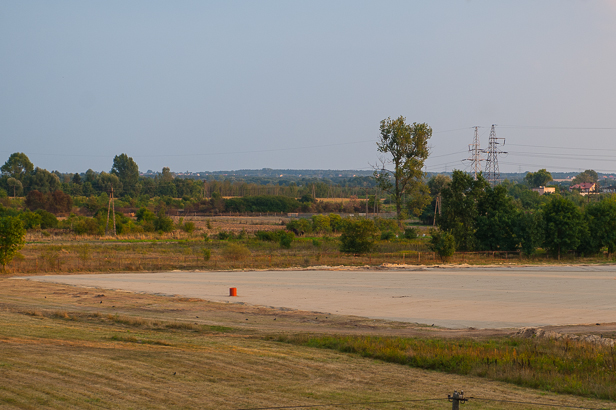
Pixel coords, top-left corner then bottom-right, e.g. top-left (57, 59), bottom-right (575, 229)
top-left (255, 230), bottom-right (277, 241)
top-left (278, 231), bottom-right (295, 249)
top-left (374, 217), bottom-right (399, 233)
top-left (154, 210), bottom-right (174, 233)
top-left (222, 243), bottom-right (251, 261)
top-left (286, 219), bottom-right (312, 236)
top-left (403, 227), bottom-right (418, 240)
top-left (429, 228), bottom-right (455, 260)
top-left (202, 248), bottom-right (211, 261)
top-left (19, 211), bottom-right (42, 230)
top-left (328, 213), bottom-right (344, 232)
top-left (311, 214), bottom-right (331, 234)
top-left (136, 207), bottom-right (156, 222)
top-left (339, 218), bottom-right (378, 254)
top-left (73, 217), bottom-right (104, 235)
top-left (0, 216), bottom-right (26, 270)
top-left (217, 231), bottom-right (234, 240)
top-left (182, 222), bottom-right (196, 233)
top-left (380, 231), bottom-right (396, 241)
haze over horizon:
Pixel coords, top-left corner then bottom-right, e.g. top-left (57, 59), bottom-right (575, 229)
top-left (2, 1), bottom-right (616, 175)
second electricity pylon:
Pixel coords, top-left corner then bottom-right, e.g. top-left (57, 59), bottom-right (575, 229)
top-left (466, 126), bottom-right (483, 180)
top-left (483, 124), bottom-right (507, 186)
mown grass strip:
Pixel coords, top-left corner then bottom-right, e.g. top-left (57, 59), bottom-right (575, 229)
top-left (13, 307), bottom-right (237, 334)
top-left (109, 334), bottom-right (170, 346)
top-left (277, 334), bottom-right (616, 401)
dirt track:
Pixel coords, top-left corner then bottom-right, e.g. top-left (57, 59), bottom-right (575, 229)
top-left (22, 264), bottom-right (616, 329)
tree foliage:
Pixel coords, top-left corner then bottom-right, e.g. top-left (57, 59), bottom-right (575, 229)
top-left (437, 171), bottom-right (488, 251)
top-left (28, 168), bottom-right (60, 193)
top-left (1, 152), bottom-right (33, 181)
top-left (572, 169), bottom-right (598, 185)
top-left (6, 178), bottom-right (22, 197)
top-left (543, 196), bottom-right (584, 258)
top-left (339, 218), bottom-right (379, 254)
top-left (0, 216), bottom-right (26, 270)
top-left (374, 116), bottom-right (431, 225)
top-left (475, 185), bottom-right (520, 251)
top-left (524, 169), bottom-right (553, 188)
top-left (429, 228), bottom-right (455, 260)
top-left (25, 190), bottom-right (73, 214)
top-left (225, 195), bottom-right (300, 213)
top-left (580, 198), bottom-right (616, 255)
top-left (515, 211), bottom-right (544, 256)
top-left (111, 154), bottom-right (140, 195)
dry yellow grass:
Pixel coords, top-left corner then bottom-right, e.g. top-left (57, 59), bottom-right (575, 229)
top-left (0, 279), bottom-right (615, 409)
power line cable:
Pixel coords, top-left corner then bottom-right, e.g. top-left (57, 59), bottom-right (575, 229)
top-left (235, 397), bottom-right (446, 410)
top-left (506, 151), bottom-right (616, 162)
top-left (508, 143), bottom-right (616, 152)
top-left (499, 125), bottom-right (616, 130)
top-left (469, 396), bottom-right (610, 409)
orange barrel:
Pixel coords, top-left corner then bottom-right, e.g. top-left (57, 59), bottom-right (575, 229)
top-left (229, 287), bottom-right (237, 297)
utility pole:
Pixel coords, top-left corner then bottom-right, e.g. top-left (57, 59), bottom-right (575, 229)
top-left (448, 390), bottom-right (467, 410)
top-left (105, 185), bottom-right (116, 236)
top-left (483, 125), bottom-right (507, 186)
top-left (466, 126), bottom-right (483, 180)
top-left (433, 195), bottom-right (441, 226)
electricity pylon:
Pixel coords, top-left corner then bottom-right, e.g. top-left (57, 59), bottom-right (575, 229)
top-left (483, 125), bottom-right (507, 186)
top-left (466, 126), bottom-right (483, 180)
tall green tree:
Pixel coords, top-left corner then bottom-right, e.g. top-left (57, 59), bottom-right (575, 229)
top-left (374, 116), bottom-right (431, 226)
top-left (27, 167), bottom-right (60, 193)
top-left (111, 154), bottom-right (140, 195)
top-left (98, 172), bottom-right (122, 194)
top-left (543, 196), bottom-right (584, 258)
top-left (579, 198), bottom-right (616, 255)
top-left (437, 170), bottom-right (488, 251)
top-left (475, 185), bottom-right (520, 251)
top-left (0, 216), bottom-right (26, 271)
top-left (524, 169), bottom-right (553, 188)
top-left (1, 153), bottom-right (34, 181)
top-left (6, 178), bottom-right (22, 197)
top-left (515, 211), bottom-right (544, 256)
top-left (572, 169), bottom-right (598, 185)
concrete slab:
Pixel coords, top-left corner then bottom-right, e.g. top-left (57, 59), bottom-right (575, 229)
top-left (22, 265), bottom-right (616, 329)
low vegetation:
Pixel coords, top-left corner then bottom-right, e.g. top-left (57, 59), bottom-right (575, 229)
top-left (278, 334), bottom-right (616, 400)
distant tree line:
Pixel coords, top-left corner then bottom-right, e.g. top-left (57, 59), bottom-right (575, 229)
top-left (0, 152), bottom-right (381, 202)
top-left (430, 170), bottom-right (616, 258)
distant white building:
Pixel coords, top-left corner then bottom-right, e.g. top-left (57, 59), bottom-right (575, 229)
top-left (531, 186), bottom-right (556, 195)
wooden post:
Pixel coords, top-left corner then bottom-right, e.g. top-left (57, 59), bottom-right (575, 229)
top-left (449, 390), bottom-right (466, 410)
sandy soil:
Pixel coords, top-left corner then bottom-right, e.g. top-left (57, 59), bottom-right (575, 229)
top-left (22, 264), bottom-right (616, 329)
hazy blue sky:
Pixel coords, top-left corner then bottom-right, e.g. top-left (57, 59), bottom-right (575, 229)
top-left (2, 1), bottom-right (616, 174)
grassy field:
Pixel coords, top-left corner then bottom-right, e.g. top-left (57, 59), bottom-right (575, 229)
top-left (6, 234), bottom-right (616, 275)
top-left (1, 278), bottom-right (615, 409)
top-left (278, 334), bottom-right (616, 400)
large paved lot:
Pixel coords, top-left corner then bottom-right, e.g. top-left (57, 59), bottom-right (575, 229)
top-left (23, 265), bottom-right (616, 329)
